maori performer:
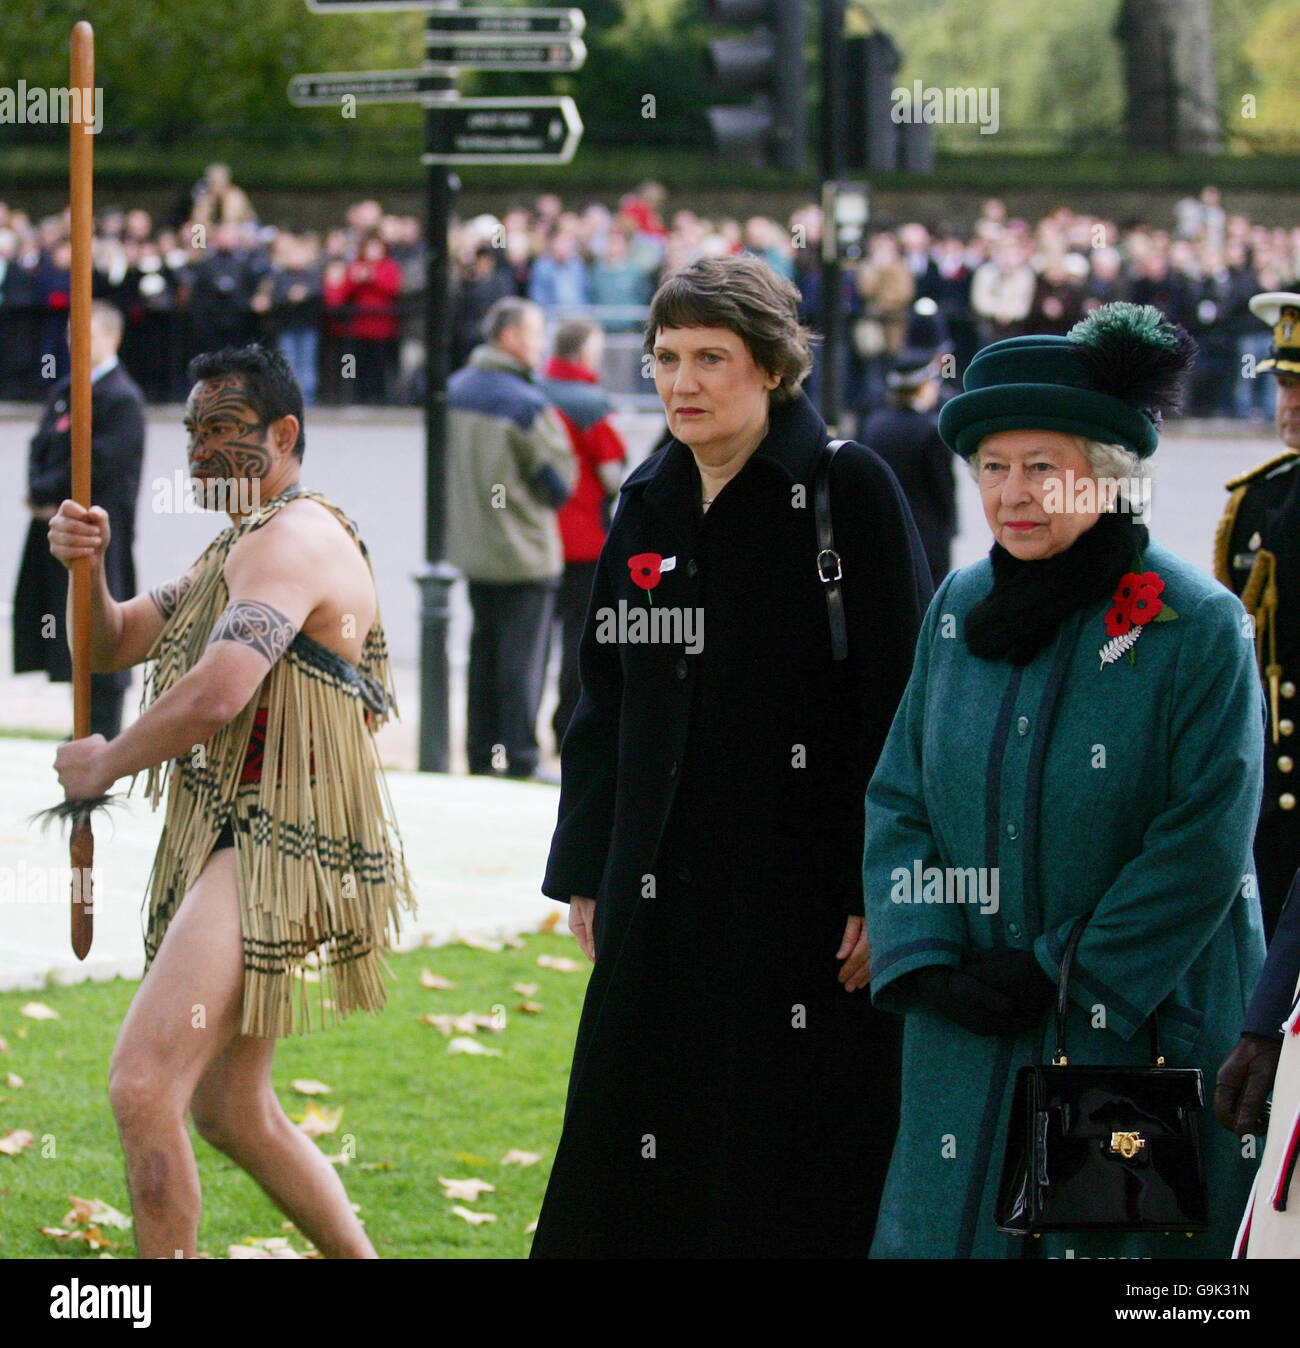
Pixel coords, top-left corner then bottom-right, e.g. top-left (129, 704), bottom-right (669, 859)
top-left (49, 343), bottom-right (414, 1258)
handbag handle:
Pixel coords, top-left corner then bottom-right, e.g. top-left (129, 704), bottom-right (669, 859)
top-left (1052, 917), bottom-right (1164, 1067)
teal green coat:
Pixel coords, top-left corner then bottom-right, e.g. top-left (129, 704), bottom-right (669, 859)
top-left (864, 540), bottom-right (1266, 1259)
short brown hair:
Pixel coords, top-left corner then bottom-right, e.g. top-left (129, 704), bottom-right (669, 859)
top-left (553, 317), bottom-right (601, 361)
top-left (643, 254), bottom-right (815, 406)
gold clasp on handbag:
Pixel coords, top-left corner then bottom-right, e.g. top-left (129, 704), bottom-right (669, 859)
top-left (1109, 1131), bottom-right (1145, 1160)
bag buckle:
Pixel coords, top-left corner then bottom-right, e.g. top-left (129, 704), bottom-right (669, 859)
top-left (816, 548), bottom-right (842, 584)
top-left (1109, 1131), bottom-right (1146, 1160)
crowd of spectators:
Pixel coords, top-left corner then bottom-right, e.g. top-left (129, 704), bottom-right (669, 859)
top-left (0, 171), bottom-right (1294, 421)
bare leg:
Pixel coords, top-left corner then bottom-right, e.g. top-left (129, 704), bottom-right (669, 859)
top-left (108, 848), bottom-right (246, 1258)
top-left (190, 1036), bottom-right (376, 1258)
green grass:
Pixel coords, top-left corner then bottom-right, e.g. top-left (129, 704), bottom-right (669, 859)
top-left (0, 933), bottom-right (588, 1259)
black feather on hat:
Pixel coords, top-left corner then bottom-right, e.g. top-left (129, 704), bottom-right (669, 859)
top-left (1067, 302), bottom-right (1198, 425)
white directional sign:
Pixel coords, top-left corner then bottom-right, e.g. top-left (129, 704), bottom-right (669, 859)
top-left (425, 7), bottom-right (586, 38)
top-left (287, 69), bottom-right (453, 105)
top-left (424, 38), bottom-right (586, 72)
top-left (420, 95), bottom-right (583, 164)
top-left (306, 0), bottom-right (456, 11)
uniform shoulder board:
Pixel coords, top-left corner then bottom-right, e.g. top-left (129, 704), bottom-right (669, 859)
top-left (1225, 450), bottom-right (1300, 491)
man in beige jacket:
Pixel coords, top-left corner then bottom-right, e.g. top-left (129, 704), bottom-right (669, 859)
top-left (446, 296), bottom-right (576, 779)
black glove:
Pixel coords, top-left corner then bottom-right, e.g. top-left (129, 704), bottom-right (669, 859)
top-left (909, 965), bottom-right (1020, 1037)
top-left (960, 948), bottom-right (1057, 1032)
top-left (1214, 1033), bottom-right (1282, 1136)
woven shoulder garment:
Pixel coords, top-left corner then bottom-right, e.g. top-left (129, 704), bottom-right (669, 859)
top-left (137, 484), bottom-right (416, 1037)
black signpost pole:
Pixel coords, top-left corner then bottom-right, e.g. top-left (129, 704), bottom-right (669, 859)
top-left (415, 17), bottom-right (459, 774)
top-left (820, 0), bottom-right (846, 435)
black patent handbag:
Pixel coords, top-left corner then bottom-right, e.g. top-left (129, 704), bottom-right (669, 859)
top-left (994, 918), bottom-right (1210, 1235)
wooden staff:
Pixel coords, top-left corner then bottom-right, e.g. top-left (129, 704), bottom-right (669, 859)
top-left (68, 20), bottom-right (95, 960)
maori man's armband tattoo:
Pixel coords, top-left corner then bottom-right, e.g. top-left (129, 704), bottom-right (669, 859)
top-left (208, 600), bottom-right (298, 665)
top-left (149, 574), bottom-right (193, 621)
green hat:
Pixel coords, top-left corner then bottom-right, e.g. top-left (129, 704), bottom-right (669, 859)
top-left (938, 302), bottom-right (1197, 460)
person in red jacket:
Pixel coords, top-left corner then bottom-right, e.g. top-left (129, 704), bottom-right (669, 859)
top-left (334, 232), bottom-right (402, 404)
top-left (536, 319), bottom-right (627, 746)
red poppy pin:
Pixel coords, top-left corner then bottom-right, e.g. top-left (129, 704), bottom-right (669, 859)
top-left (628, 552), bottom-right (676, 605)
top-left (1100, 568), bottom-right (1177, 668)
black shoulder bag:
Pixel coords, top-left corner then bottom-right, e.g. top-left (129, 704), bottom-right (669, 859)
top-left (815, 438), bottom-right (848, 661)
top-left (994, 917), bottom-right (1210, 1234)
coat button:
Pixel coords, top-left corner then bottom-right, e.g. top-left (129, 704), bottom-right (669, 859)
top-left (1008, 922), bottom-right (1022, 938)
top-left (1281, 793), bottom-right (1297, 811)
top-left (1284, 681), bottom-right (1297, 699)
top-left (1006, 822), bottom-right (1019, 840)
top-left (1016, 716), bottom-right (1030, 736)
top-left (675, 657), bottom-right (689, 679)
top-left (686, 558), bottom-right (698, 577)
top-left (1283, 720), bottom-right (1296, 737)
top-left (675, 866), bottom-right (692, 884)
top-left (1281, 756), bottom-right (1295, 773)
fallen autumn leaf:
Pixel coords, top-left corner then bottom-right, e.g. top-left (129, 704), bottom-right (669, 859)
top-left (537, 955), bottom-right (583, 974)
top-left (0, 1129), bottom-right (34, 1156)
top-left (450, 1205), bottom-right (497, 1226)
top-left (439, 1177), bottom-right (496, 1201)
top-left (457, 933), bottom-right (504, 952)
top-left (447, 1037), bottom-right (501, 1057)
top-left (294, 1102), bottom-right (343, 1138)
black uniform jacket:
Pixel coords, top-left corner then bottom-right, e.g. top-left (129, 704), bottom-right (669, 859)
top-left (1245, 869), bottom-right (1300, 1038)
top-left (12, 364), bottom-right (146, 686)
top-left (860, 402), bottom-right (956, 586)
top-left (1218, 449), bottom-right (1300, 936)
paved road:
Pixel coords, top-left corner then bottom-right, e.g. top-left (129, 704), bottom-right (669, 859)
top-left (0, 736), bottom-right (567, 991)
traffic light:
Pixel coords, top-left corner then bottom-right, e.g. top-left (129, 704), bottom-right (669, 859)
top-left (703, 0), bottom-right (807, 173)
top-left (843, 31), bottom-right (899, 173)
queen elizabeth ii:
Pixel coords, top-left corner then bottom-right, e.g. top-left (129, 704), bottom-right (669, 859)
top-left (863, 304), bottom-right (1268, 1259)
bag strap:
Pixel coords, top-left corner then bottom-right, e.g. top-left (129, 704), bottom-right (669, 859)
top-left (1053, 916), bottom-right (1164, 1066)
top-left (815, 438), bottom-right (848, 662)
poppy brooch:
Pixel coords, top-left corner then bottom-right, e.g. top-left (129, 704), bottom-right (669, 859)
top-left (628, 552), bottom-right (676, 606)
top-left (1099, 568), bottom-right (1177, 668)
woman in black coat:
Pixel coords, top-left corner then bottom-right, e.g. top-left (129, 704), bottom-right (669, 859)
top-left (531, 255), bottom-right (932, 1257)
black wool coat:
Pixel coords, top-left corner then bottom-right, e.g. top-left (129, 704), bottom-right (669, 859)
top-left (532, 390), bottom-right (932, 1258)
top-left (12, 364), bottom-right (146, 687)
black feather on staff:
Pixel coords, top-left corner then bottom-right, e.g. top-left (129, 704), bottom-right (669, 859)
top-left (29, 796), bottom-right (122, 832)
